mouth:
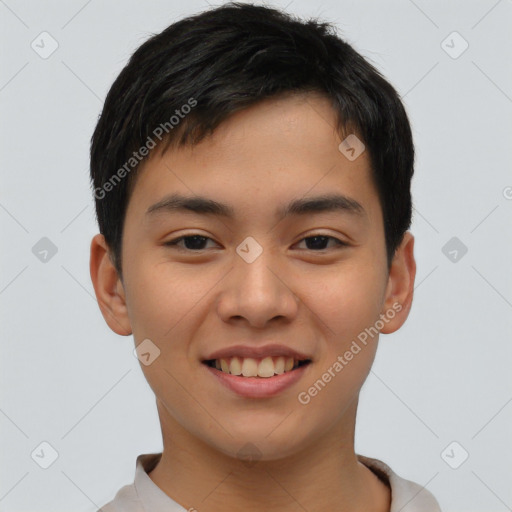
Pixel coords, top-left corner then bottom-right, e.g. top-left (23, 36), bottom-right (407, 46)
top-left (203, 356), bottom-right (313, 398)
top-left (202, 356), bottom-right (312, 378)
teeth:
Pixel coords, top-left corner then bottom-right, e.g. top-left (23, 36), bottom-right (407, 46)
top-left (214, 356), bottom-right (305, 377)
top-left (229, 357), bottom-right (242, 375)
top-left (258, 356), bottom-right (275, 378)
top-left (274, 356), bottom-right (285, 374)
top-left (242, 357), bottom-right (259, 377)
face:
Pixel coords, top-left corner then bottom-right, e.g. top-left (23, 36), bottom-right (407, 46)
top-left (90, 93), bottom-right (415, 462)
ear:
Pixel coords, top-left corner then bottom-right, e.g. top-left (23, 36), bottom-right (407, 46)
top-left (89, 233), bottom-right (132, 336)
top-left (379, 231), bottom-right (416, 334)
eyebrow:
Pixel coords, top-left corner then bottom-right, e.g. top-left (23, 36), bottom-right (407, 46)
top-left (145, 192), bottom-right (366, 220)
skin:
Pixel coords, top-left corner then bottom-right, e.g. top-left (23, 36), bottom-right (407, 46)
top-left (90, 92), bottom-right (416, 512)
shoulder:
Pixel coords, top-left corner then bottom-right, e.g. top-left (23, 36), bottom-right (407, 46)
top-left (357, 454), bottom-right (442, 512)
top-left (96, 483), bottom-right (141, 512)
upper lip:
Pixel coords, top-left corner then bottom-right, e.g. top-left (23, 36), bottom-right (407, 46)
top-left (203, 344), bottom-right (312, 362)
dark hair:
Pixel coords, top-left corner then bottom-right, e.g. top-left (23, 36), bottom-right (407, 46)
top-left (90, 1), bottom-right (414, 279)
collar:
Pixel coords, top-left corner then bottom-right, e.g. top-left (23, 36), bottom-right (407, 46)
top-left (132, 452), bottom-right (441, 512)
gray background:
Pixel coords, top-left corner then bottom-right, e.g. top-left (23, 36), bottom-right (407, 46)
top-left (1, 0), bottom-right (511, 511)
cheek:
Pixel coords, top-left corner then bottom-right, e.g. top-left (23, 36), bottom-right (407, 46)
top-left (124, 262), bottom-right (208, 411)
top-left (306, 257), bottom-right (387, 344)
top-left (126, 259), bottom-right (207, 341)
top-left (294, 264), bottom-right (385, 431)
top-left (124, 260), bottom-right (222, 385)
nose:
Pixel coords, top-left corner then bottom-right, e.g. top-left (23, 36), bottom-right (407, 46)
top-left (216, 247), bottom-right (300, 329)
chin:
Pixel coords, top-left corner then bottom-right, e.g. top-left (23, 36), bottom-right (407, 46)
top-left (204, 428), bottom-right (310, 463)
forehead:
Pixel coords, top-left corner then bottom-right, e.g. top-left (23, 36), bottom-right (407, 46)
top-left (125, 93), bottom-right (380, 225)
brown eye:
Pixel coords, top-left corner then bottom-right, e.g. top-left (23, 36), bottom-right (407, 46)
top-left (165, 235), bottom-right (218, 251)
top-left (295, 235), bottom-right (348, 251)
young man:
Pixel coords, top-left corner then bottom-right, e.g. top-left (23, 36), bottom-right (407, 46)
top-left (89, 3), bottom-right (441, 511)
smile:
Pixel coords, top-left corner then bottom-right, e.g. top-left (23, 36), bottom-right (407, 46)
top-left (203, 356), bottom-right (311, 378)
top-left (202, 357), bottom-right (312, 398)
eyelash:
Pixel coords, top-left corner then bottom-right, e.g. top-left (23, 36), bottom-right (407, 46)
top-left (164, 233), bottom-right (349, 252)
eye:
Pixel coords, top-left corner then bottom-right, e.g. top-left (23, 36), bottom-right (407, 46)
top-left (164, 235), bottom-right (219, 251)
top-left (164, 233), bottom-right (349, 252)
top-left (295, 234), bottom-right (348, 251)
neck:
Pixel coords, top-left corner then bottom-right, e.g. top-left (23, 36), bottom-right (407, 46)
top-left (148, 398), bottom-right (390, 512)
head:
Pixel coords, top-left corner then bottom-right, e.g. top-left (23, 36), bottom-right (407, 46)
top-left (90, 2), bottom-right (416, 461)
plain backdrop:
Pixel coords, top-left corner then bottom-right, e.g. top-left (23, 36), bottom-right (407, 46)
top-left (1, 1), bottom-right (511, 511)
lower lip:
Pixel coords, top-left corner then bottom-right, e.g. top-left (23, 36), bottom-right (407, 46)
top-left (204, 363), bottom-right (311, 398)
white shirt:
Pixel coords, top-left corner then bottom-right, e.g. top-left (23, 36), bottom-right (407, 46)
top-left (98, 452), bottom-right (442, 511)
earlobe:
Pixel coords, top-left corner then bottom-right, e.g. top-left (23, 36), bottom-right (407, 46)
top-left (379, 231), bottom-right (416, 335)
top-left (89, 233), bottom-right (132, 336)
